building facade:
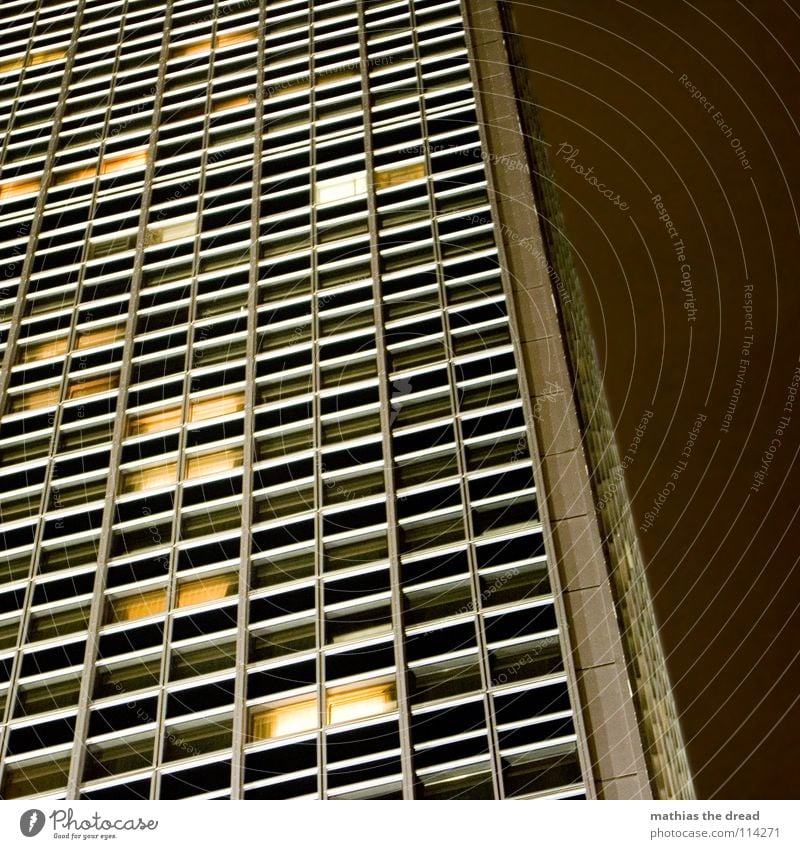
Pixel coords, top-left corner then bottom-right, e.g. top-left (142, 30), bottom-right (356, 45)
top-left (0, 0), bottom-right (692, 800)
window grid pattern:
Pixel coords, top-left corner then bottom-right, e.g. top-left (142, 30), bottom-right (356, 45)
top-left (0, 0), bottom-right (587, 800)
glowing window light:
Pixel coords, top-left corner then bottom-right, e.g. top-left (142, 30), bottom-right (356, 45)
top-left (326, 682), bottom-right (397, 726)
top-left (108, 588), bottom-right (168, 623)
top-left (189, 393), bottom-right (245, 423)
top-left (212, 95), bottom-right (252, 113)
top-left (19, 336), bottom-right (68, 363)
top-left (185, 447), bottom-right (243, 480)
top-left (29, 48), bottom-right (67, 67)
top-left (375, 162), bottom-right (426, 190)
top-left (145, 218), bottom-right (197, 245)
top-left (76, 325), bottom-right (124, 350)
top-left (11, 386), bottom-right (60, 412)
top-left (0, 177), bottom-right (41, 201)
top-left (122, 461), bottom-right (177, 493)
top-left (176, 574), bottom-right (236, 609)
top-left (171, 28), bottom-right (257, 59)
top-left (315, 172), bottom-right (368, 205)
top-left (127, 406), bottom-right (183, 437)
top-left (250, 697), bottom-right (318, 740)
top-left (101, 149), bottom-right (147, 175)
top-left (67, 373), bottom-right (119, 400)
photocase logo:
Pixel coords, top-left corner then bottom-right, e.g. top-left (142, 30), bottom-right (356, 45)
top-left (390, 377), bottom-right (413, 424)
top-left (19, 810), bottom-right (45, 837)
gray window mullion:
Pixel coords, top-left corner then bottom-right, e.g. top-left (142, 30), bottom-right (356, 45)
top-left (151, 2), bottom-right (221, 801)
top-left (229, 0), bottom-right (266, 801)
top-left (356, 0), bottom-right (415, 801)
top-left (309, 3), bottom-right (327, 804)
top-left (66, 0), bottom-right (177, 801)
top-left (0, 0), bottom-right (89, 798)
top-left (458, 0), bottom-right (596, 799)
top-left (403, 0), bottom-right (505, 799)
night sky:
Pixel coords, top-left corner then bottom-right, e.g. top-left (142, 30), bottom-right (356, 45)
top-left (500, 0), bottom-right (800, 799)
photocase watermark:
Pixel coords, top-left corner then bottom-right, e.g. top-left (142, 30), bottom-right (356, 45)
top-left (720, 283), bottom-right (754, 434)
top-left (397, 144), bottom-right (530, 175)
top-left (639, 411), bottom-right (706, 533)
top-left (463, 213), bottom-right (571, 305)
top-left (264, 55), bottom-right (393, 97)
top-left (652, 193), bottom-right (696, 322)
top-left (491, 635), bottom-right (559, 686)
top-left (750, 359), bottom-right (800, 494)
top-left (2, 219), bottom-right (31, 280)
top-left (679, 74), bottom-right (752, 170)
top-left (419, 567), bottom-right (521, 639)
top-left (19, 808), bottom-right (159, 837)
top-left (110, 682), bottom-right (199, 757)
top-left (555, 143), bottom-right (630, 211)
top-left (20, 810), bottom-right (45, 837)
top-left (596, 408), bottom-right (654, 513)
top-left (390, 376), bottom-right (413, 425)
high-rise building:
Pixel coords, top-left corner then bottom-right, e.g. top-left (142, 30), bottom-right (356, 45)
top-left (0, 0), bottom-right (693, 801)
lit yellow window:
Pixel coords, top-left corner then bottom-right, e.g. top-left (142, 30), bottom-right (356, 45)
top-left (185, 447), bottom-right (243, 480)
top-left (216, 29), bottom-right (257, 50)
top-left (176, 573), bottom-right (236, 609)
top-left (55, 164), bottom-right (98, 185)
top-left (76, 325), bottom-right (124, 350)
top-left (315, 173), bottom-right (368, 205)
top-left (101, 149), bottom-right (148, 176)
top-left (0, 48), bottom-right (66, 76)
top-left (375, 162), bottom-right (426, 190)
top-left (171, 28), bottom-right (256, 59)
top-left (317, 69), bottom-right (358, 87)
top-left (0, 57), bottom-right (24, 74)
top-left (171, 38), bottom-right (212, 58)
top-left (11, 386), bottom-right (60, 412)
top-left (0, 177), bottom-right (41, 201)
top-left (250, 697), bottom-right (317, 741)
top-left (326, 682), bottom-right (396, 725)
top-left (145, 218), bottom-right (196, 245)
top-left (127, 406), bottom-right (183, 437)
top-left (122, 461), bottom-right (177, 493)
top-left (19, 337), bottom-right (69, 363)
top-left (107, 588), bottom-right (168, 623)
top-left (30, 48), bottom-right (67, 67)
top-left (189, 393), bottom-right (245, 423)
top-left (67, 374), bottom-right (119, 400)
top-left (213, 95), bottom-right (252, 113)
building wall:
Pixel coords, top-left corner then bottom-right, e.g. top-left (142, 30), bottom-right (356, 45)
top-left (1, 0), bottom-right (598, 800)
top-left (462, 0), bottom-right (694, 800)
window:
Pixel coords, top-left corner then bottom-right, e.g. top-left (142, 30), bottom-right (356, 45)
top-left (67, 373), bottom-right (119, 399)
top-left (326, 681), bottom-right (396, 725)
top-left (10, 385), bottom-right (60, 411)
top-left (122, 461), bottom-right (177, 492)
top-left (170, 27), bottom-right (258, 59)
top-left (101, 149), bottom-right (147, 175)
top-left (106, 588), bottom-right (168, 623)
top-left (77, 325), bottom-right (125, 350)
top-left (19, 336), bottom-right (69, 363)
top-left (146, 217), bottom-right (197, 245)
top-left (128, 405), bottom-right (182, 436)
top-left (250, 696), bottom-right (317, 741)
top-left (185, 446), bottom-right (243, 479)
top-left (315, 172), bottom-right (367, 205)
top-left (0, 177), bottom-right (41, 200)
top-left (190, 392), bottom-right (245, 422)
top-left (375, 161), bottom-right (425, 189)
top-left (176, 573), bottom-right (236, 608)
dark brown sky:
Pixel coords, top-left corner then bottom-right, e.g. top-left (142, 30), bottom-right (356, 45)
top-left (504, 0), bottom-right (800, 799)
